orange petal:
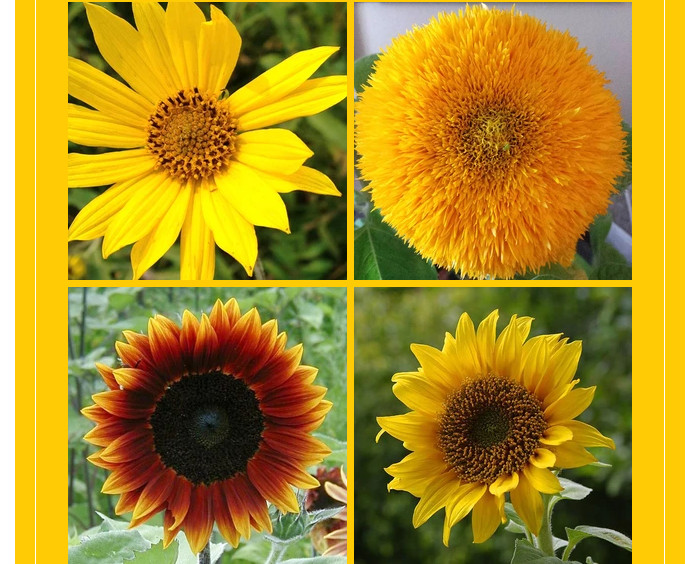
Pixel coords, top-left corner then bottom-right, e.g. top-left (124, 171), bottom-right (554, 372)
top-left (92, 390), bottom-right (154, 419)
top-left (148, 315), bottom-right (184, 378)
top-left (101, 427), bottom-right (154, 463)
top-left (183, 485), bottom-right (214, 554)
top-left (132, 468), bottom-right (177, 520)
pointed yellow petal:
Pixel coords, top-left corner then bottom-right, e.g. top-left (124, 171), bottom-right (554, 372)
top-left (68, 57), bottom-right (152, 127)
top-left (521, 335), bottom-right (551, 391)
top-left (68, 150), bottom-right (155, 188)
top-left (443, 483), bottom-right (487, 546)
top-left (229, 46), bottom-right (339, 116)
top-left (85, 3), bottom-right (169, 102)
top-left (132, 2), bottom-right (181, 92)
top-left (529, 448), bottom-right (557, 468)
top-left (249, 166), bottom-right (342, 196)
top-left (410, 343), bottom-right (462, 390)
top-left (488, 472), bottom-right (519, 496)
top-left (391, 372), bottom-right (448, 415)
top-left (68, 104), bottom-right (146, 148)
top-left (544, 386), bottom-right (596, 425)
top-left (102, 172), bottom-right (183, 257)
top-left (471, 491), bottom-right (503, 542)
top-left (236, 75), bottom-right (347, 131)
top-left (197, 5), bottom-right (241, 93)
top-left (385, 451), bottom-right (448, 497)
top-left (510, 474), bottom-right (543, 535)
top-left (376, 412), bottom-right (439, 451)
top-left (566, 420), bottom-right (616, 449)
top-left (180, 188), bottom-right (215, 280)
top-left (522, 465), bottom-right (562, 494)
top-left (68, 174), bottom-right (150, 241)
top-left (551, 441), bottom-right (598, 469)
top-left (131, 183), bottom-right (191, 279)
top-left (236, 129), bottom-right (313, 175)
top-left (539, 425), bottom-right (574, 446)
top-left (214, 162), bottom-right (290, 232)
top-left (412, 473), bottom-right (460, 528)
top-left (476, 309), bottom-right (499, 373)
top-left (199, 184), bottom-right (257, 276)
top-left (493, 314), bottom-right (527, 380)
top-left (164, 2), bottom-right (205, 89)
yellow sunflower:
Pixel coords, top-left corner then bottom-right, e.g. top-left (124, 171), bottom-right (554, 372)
top-left (377, 310), bottom-right (615, 545)
top-left (68, 2), bottom-right (346, 280)
top-left (355, 6), bottom-right (626, 279)
top-left (83, 298), bottom-right (332, 553)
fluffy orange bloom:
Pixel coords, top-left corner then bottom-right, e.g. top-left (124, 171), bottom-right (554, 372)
top-left (355, 6), bottom-right (626, 278)
top-left (82, 299), bottom-right (332, 553)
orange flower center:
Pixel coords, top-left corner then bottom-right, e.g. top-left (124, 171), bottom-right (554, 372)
top-left (437, 375), bottom-right (546, 484)
top-left (147, 88), bottom-right (238, 181)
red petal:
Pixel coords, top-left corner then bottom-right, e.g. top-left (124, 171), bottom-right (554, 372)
top-left (211, 482), bottom-right (241, 547)
top-left (248, 345), bottom-right (303, 390)
top-left (115, 341), bottom-right (155, 372)
top-left (209, 300), bottom-right (231, 342)
top-left (92, 390), bottom-right (155, 419)
top-left (179, 310), bottom-right (200, 370)
top-left (113, 367), bottom-right (165, 396)
top-left (102, 455), bottom-right (161, 494)
top-left (148, 315), bottom-right (184, 379)
top-left (183, 485), bottom-right (214, 554)
top-left (247, 457), bottom-right (299, 513)
top-left (192, 314), bottom-right (220, 374)
top-left (115, 488), bottom-right (142, 515)
top-left (84, 419), bottom-right (140, 447)
top-left (133, 468), bottom-right (177, 520)
top-left (167, 475), bottom-right (192, 531)
top-left (162, 509), bottom-right (182, 548)
top-left (260, 385), bottom-right (327, 417)
top-left (96, 363), bottom-right (119, 390)
top-left (223, 298), bottom-right (241, 326)
top-left (101, 427), bottom-right (154, 463)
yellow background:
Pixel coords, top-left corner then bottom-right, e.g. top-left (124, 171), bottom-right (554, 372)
top-left (25, 0), bottom-right (675, 562)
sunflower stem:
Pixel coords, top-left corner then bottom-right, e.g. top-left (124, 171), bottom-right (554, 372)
top-left (264, 541), bottom-right (288, 564)
top-left (198, 542), bottom-right (210, 564)
top-left (536, 493), bottom-right (555, 556)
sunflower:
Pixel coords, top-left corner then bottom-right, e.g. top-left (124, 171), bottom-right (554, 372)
top-left (355, 6), bottom-right (626, 279)
top-left (377, 310), bottom-right (614, 545)
top-left (82, 298), bottom-right (332, 553)
top-left (322, 467), bottom-right (348, 556)
top-left (68, 2), bottom-right (346, 280)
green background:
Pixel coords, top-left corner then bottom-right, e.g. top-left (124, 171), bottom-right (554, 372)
top-left (354, 287), bottom-right (632, 564)
top-left (68, 2), bottom-right (347, 280)
top-left (68, 287), bottom-right (347, 562)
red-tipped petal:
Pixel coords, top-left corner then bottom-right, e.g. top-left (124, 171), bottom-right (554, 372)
top-left (102, 455), bottom-right (161, 494)
top-left (211, 482), bottom-right (241, 547)
top-left (101, 427), bottom-right (154, 463)
top-left (113, 367), bottom-right (165, 396)
top-left (92, 390), bottom-right (154, 419)
top-left (148, 315), bottom-right (184, 378)
top-left (132, 468), bottom-right (177, 520)
top-left (183, 485), bottom-right (214, 554)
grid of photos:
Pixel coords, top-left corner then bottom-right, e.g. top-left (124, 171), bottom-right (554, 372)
top-left (66, 3), bottom-right (632, 564)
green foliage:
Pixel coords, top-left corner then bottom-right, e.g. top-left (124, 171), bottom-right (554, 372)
top-left (68, 288), bottom-right (347, 562)
top-left (510, 540), bottom-right (581, 564)
top-left (354, 288), bottom-right (631, 564)
top-left (68, 2), bottom-right (347, 280)
top-left (354, 54), bottom-right (379, 93)
top-left (354, 210), bottom-right (438, 280)
top-left (563, 526), bottom-right (632, 560)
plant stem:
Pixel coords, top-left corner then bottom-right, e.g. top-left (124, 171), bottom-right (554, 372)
top-left (68, 448), bottom-right (76, 506)
top-left (536, 494), bottom-right (555, 556)
top-left (264, 542), bottom-right (288, 564)
top-left (83, 446), bottom-right (95, 527)
top-left (198, 542), bottom-right (211, 564)
top-left (79, 287), bottom-right (87, 357)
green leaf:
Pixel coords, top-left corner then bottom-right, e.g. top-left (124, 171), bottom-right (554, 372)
top-left (68, 402), bottom-right (94, 448)
top-left (510, 539), bottom-right (581, 564)
top-left (354, 54), bottom-right (379, 93)
top-left (68, 530), bottom-right (151, 564)
top-left (174, 533), bottom-right (226, 564)
top-left (130, 541), bottom-right (178, 564)
top-left (564, 526), bottom-right (632, 557)
top-left (230, 536), bottom-right (270, 562)
top-left (588, 215), bottom-right (612, 255)
top-left (613, 121), bottom-right (632, 192)
top-left (354, 210), bottom-right (438, 280)
top-left (587, 214), bottom-right (631, 280)
top-left (557, 478), bottom-right (592, 501)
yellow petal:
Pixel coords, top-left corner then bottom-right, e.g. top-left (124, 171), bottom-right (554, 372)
top-left (180, 188), bottom-right (215, 280)
top-left (248, 166), bottom-right (342, 196)
top-left (522, 465), bottom-right (562, 494)
top-left (551, 441), bottom-right (598, 469)
top-left (68, 150), bottom-right (155, 188)
top-left (476, 309), bottom-right (499, 373)
top-left (510, 473), bottom-right (543, 535)
top-left (68, 104), bottom-right (146, 148)
top-left (132, 2), bottom-right (181, 91)
top-left (410, 343), bottom-right (462, 391)
top-left (376, 412), bottom-right (438, 451)
top-left (493, 314), bottom-right (527, 380)
top-left (539, 425), bottom-right (574, 446)
top-left (199, 184), bottom-right (257, 276)
top-left (521, 335), bottom-right (551, 391)
top-left (68, 57), bottom-right (152, 127)
top-left (236, 129), bottom-right (313, 175)
top-left (68, 174), bottom-right (150, 241)
top-left (391, 373), bottom-right (448, 415)
top-left (197, 5), bottom-right (241, 93)
top-left (164, 2), bottom-right (205, 89)
top-left (229, 46), bottom-right (339, 116)
top-left (442, 483), bottom-right (486, 546)
top-left (385, 451), bottom-right (448, 497)
top-left (529, 448), bottom-right (557, 468)
top-left (236, 75), bottom-right (347, 131)
top-left (102, 172), bottom-right (182, 257)
top-left (488, 472), bottom-right (519, 496)
top-left (544, 386), bottom-right (596, 425)
top-left (214, 163), bottom-right (290, 232)
top-left (412, 473), bottom-right (460, 528)
top-left (471, 491), bottom-right (504, 542)
top-left (566, 420), bottom-right (615, 449)
top-left (454, 312), bottom-right (480, 375)
top-left (131, 183), bottom-right (192, 279)
top-left (85, 3), bottom-right (169, 102)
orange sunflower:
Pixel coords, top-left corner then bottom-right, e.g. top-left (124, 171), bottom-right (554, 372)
top-left (355, 6), bottom-right (626, 279)
top-left (82, 299), bottom-right (332, 553)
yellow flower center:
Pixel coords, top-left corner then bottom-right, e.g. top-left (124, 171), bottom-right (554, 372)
top-left (147, 88), bottom-right (238, 181)
top-left (437, 375), bottom-right (546, 484)
top-left (445, 104), bottom-right (539, 178)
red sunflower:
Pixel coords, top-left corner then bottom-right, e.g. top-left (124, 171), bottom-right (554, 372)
top-left (82, 298), bottom-right (332, 553)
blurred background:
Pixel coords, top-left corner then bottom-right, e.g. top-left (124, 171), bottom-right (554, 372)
top-left (68, 2), bottom-right (347, 280)
top-left (68, 287), bottom-right (347, 561)
top-left (354, 287), bottom-right (632, 563)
